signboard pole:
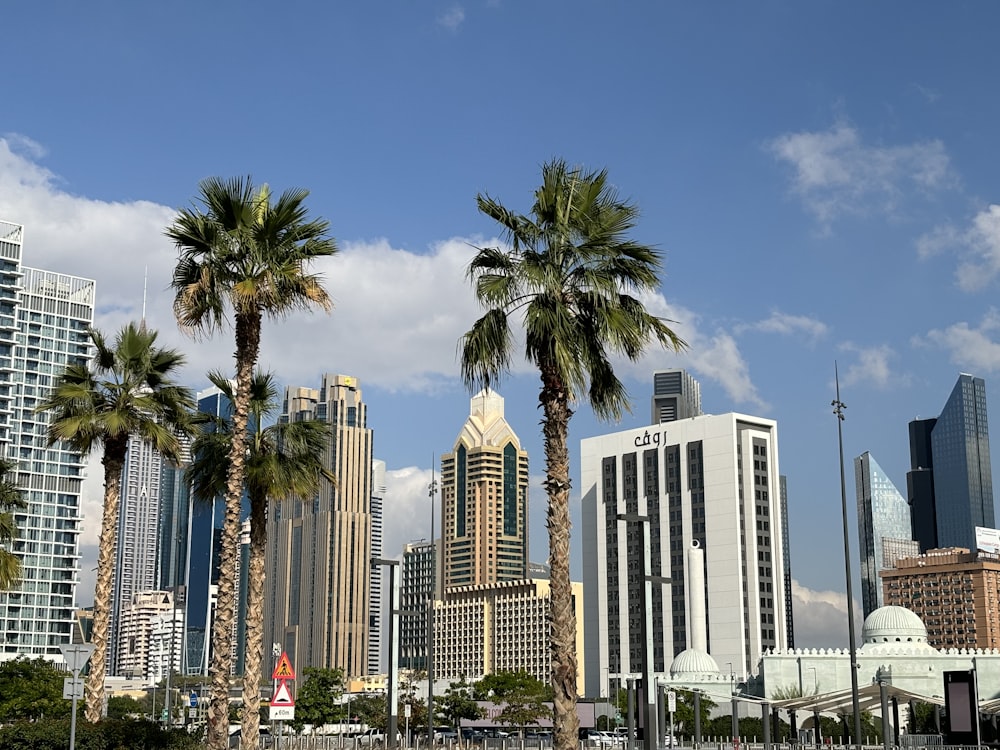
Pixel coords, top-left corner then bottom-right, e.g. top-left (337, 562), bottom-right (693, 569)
top-left (60, 643), bottom-right (94, 750)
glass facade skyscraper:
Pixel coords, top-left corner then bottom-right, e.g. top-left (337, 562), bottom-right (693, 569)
top-left (855, 451), bottom-right (919, 617)
top-left (0, 221), bottom-right (95, 660)
top-left (907, 374), bottom-right (994, 552)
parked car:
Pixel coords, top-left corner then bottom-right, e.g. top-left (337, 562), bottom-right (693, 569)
top-left (436, 727), bottom-right (459, 742)
top-left (581, 730), bottom-right (620, 746)
top-left (461, 728), bottom-right (486, 740)
top-left (357, 728), bottom-right (403, 746)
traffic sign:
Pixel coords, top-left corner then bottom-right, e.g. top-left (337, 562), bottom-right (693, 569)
top-left (59, 643), bottom-right (95, 676)
top-left (189, 691), bottom-right (199, 708)
top-left (270, 704), bottom-right (295, 721)
top-left (667, 690), bottom-right (676, 712)
top-left (272, 651), bottom-right (295, 680)
top-left (63, 677), bottom-right (84, 699)
top-left (270, 680), bottom-right (294, 707)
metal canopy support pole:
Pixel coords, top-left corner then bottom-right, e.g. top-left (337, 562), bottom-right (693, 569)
top-left (693, 691), bottom-right (702, 749)
top-left (617, 512), bottom-right (659, 750)
top-left (656, 685), bottom-right (665, 748)
top-left (879, 682), bottom-right (891, 750)
top-left (761, 702), bottom-right (771, 750)
top-left (626, 678), bottom-right (635, 750)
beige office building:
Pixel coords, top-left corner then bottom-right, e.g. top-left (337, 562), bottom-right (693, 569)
top-left (881, 546), bottom-right (1000, 650)
top-left (441, 390), bottom-right (529, 590)
top-left (264, 374), bottom-right (374, 676)
top-left (434, 578), bottom-right (585, 691)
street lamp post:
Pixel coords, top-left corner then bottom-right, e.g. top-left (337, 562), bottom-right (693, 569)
top-left (832, 366), bottom-right (862, 750)
top-left (725, 663), bottom-right (738, 744)
top-left (374, 557), bottom-right (404, 750)
top-left (427, 471), bottom-right (438, 740)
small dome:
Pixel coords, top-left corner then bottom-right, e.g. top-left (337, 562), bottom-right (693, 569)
top-left (861, 605), bottom-right (928, 646)
top-left (669, 648), bottom-right (720, 676)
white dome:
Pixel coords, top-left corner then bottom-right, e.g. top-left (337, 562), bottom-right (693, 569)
top-left (860, 605), bottom-right (930, 648)
top-left (669, 648), bottom-right (720, 676)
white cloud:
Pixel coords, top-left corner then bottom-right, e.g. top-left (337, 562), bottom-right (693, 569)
top-left (922, 309), bottom-right (1000, 373)
top-left (0, 135), bottom-right (771, 592)
top-left (918, 205), bottom-right (1000, 291)
top-left (737, 311), bottom-right (828, 341)
top-left (837, 343), bottom-right (898, 389)
top-left (766, 120), bottom-right (954, 228)
top-left (790, 579), bottom-right (862, 650)
top-left (437, 5), bottom-right (465, 31)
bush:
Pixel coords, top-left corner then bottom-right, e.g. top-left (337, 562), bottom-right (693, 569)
top-left (0, 718), bottom-right (203, 749)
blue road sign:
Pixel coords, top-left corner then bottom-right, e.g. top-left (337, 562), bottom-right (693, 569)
top-left (189, 692), bottom-right (198, 708)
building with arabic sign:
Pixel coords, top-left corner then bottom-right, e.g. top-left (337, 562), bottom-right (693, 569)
top-left (580, 412), bottom-right (790, 697)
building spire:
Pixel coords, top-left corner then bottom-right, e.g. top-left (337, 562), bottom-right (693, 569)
top-left (140, 265), bottom-right (148, 331)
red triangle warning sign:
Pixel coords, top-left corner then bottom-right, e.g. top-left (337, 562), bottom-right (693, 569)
top-left (270, 680), bottom-right (294, 706)
top-left (272, 651), bottom-right (295, 680)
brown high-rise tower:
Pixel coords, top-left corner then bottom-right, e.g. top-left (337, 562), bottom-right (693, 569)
top-left (264, 374), bottom-right (373, 676)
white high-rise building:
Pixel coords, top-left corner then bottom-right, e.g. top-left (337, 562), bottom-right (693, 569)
top-left (110, 435), bottom-right (165, 674)
top-left (580, 412), bottom-right (788, 695)
top-left (117, 590), bottom-right (183, 682)
top-left (0, 221), bottom-right (95, 661)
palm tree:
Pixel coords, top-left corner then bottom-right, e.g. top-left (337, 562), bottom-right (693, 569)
top-left (167, 176), bottom-right (336, 750)
top-left (460, 159), bottom-right (685, 750)
top-left (186, 371), bottom-right (334, 750)
top-left (0, 459), bottom-right (27, 590)
top-left (38, 322), bottom-right (195, 723)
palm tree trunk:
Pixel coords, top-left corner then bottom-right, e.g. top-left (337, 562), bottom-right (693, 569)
top-left (206, 310), bottom-right (261, 750)
top-left (240, 493), bottom-right (268, 750)
top-left (539, 366), bottom-right (578, 750)
top-left (85, 443), bottom-right (127, 723)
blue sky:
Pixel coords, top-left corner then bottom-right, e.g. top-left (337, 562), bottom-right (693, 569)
top-left (3, 2), bottom-right (1000, 649)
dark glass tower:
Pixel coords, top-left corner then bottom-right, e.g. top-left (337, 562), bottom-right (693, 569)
top-left (907, 374), bottom-right (994, 552)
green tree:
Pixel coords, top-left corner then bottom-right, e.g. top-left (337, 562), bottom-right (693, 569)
top-left (38, 323), bottom-right (195, 723)
top-left (438, 679), bottom-right (484, 741)
top-left (168, 176), bottom-right (336, 750)
top-left (671, 690), bottom-right (715, 738)
top-left (0, 657), bottom-right (70, 722)
top-left (475, 671), bottom-right (552, 735)
top-left (107, 695), bottom-right (145, 720)
top-left (186, 370), bottom-right (334, 747)
top-left (0, 458), bottom-right (27, 590)
top-left (290, 667), bottom-right (346, 732)
top-left (350, 694), bottom-right (388, 730)
top-left (461, 160), bottom-right (685, 750)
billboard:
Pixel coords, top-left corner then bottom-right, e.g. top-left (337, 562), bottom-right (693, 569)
top-left (975, 526), bottom-right (1000, 555)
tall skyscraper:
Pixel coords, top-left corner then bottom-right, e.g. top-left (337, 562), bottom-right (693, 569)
top-left (0, 221), bottom-right (95, 661)
top-left (651, 369), bottom-right (702, 424)
top-left (581, 412), bottom-right (788, 694)
top-left (109, 435), bottom-right (165, 674)
top-left (399, 539), bottom-right (437, 672)
top-left (907, 374), bottom-right (994, 552)
top-left (440, 390), bottom-right (529, 590)
top-left (854, 451), bottom-right (919, 617)
top-left (264, 374), bottom-right (373, 676)
top-left (369, 459), bottom-right (385, 676)
top-left (778, 476), bottom-right (795, 648)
